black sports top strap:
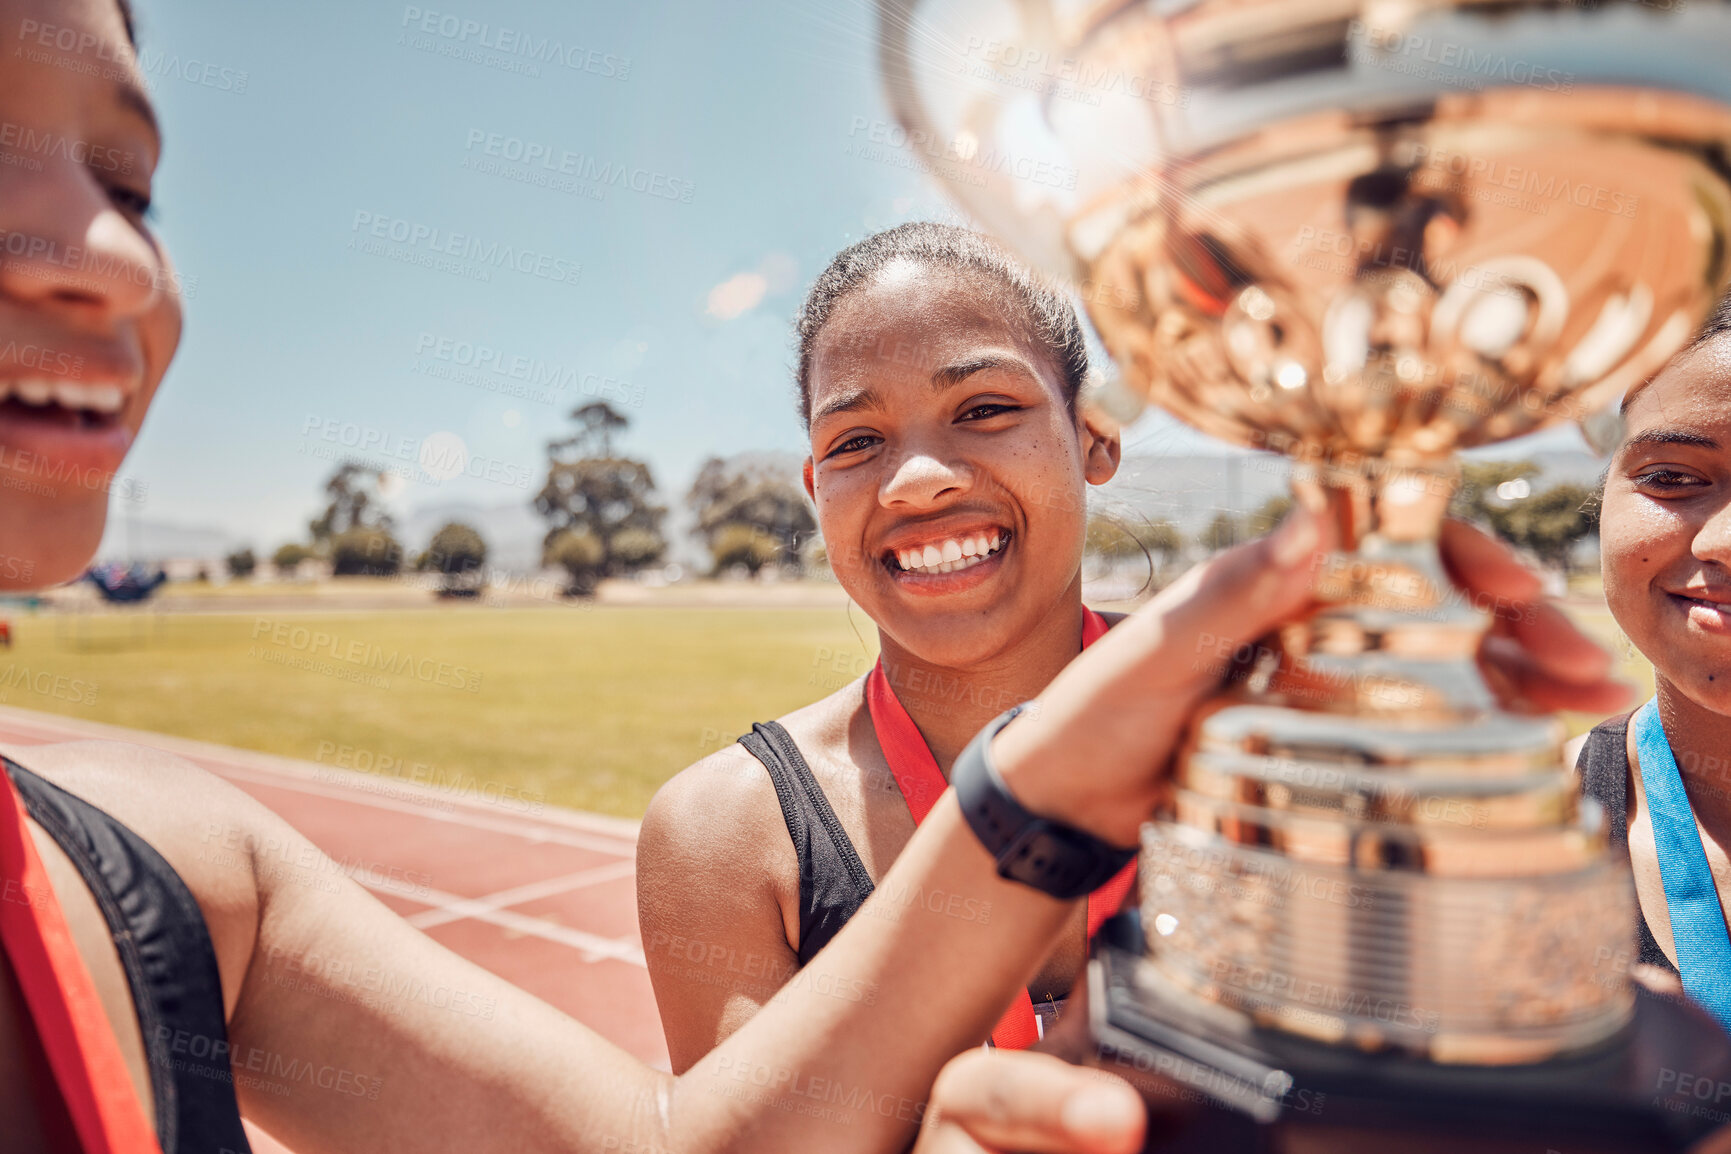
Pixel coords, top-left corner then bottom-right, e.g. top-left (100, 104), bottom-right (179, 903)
top-left (1578, 714), bottom-right (1674, 973)
top-left (737, 722), bottom-right (876, 966)
top-left (4, 757), bottom-right (252, 1154)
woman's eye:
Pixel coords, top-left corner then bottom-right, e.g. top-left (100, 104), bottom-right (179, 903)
top-left (106, 184), bottom-right (155, 222)
top-left (1632, 468), bottom-right (1707, 491)
top-left (959, 402), bottom-right (1018, 422)
top-left (828, 434), bottom-right (879, 458)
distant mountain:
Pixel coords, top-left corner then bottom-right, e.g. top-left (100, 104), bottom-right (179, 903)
top-left (95, 516), bottom-right (242, 563)
top-left (1093, 454), bottom-right (1290, 536)
top-left (1094, 449), bottom-right (1603, 536)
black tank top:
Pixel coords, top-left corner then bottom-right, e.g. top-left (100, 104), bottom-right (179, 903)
top-left (739, 721), bottom-right (1079, 1036)
top-left (4, 757), bottom-right (252, 1154)
top-left (1578, 714), bottom-right (1678, 974)
top-left (737, 722), bottom-right (875, 965)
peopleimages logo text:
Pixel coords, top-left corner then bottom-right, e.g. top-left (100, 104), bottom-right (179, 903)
top-left (400, 7), bottom-right (630, 79)
top-left (0, 121), bottom-right (131, 173)
top-left (1348, 21), bottom-right (1574, 93)
top-left (250, 618), bottom-right (484, 693)
top-left (412, 332), bottom-right (643, 405)
top-left (463, 130), bottom-right (694, 203)
top-left (348, 211), bottom-right (582, 287)
top-left (0, 226), bottom-right (195, 298)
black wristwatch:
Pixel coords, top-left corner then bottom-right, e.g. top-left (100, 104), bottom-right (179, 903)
top-left (950, 704), bottom-right (1137, 899)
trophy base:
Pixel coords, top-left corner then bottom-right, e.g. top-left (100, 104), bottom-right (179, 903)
top-left (1070, 919), bottom-right (1731, 1153)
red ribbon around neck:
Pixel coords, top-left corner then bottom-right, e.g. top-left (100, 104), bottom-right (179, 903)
top-left (0, 768), bottom-right (162, 1154)
top-left (865, 608), bottom-right (1137, 1049)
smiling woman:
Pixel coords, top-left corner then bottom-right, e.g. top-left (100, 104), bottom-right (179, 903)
top-left (638, 222), bottom-right (1133, 1072)
top-left (0, 0), bottom-right (176, 592)
top-left (1576, 296), bottom-right (1731, 1025)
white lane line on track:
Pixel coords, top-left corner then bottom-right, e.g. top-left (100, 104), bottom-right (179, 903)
top-left (210, 762), bottom-right (637, 858)
top-left (360, 874), bottom-right (647, 966)
top-left (405, 860), bottom-right (639, 930)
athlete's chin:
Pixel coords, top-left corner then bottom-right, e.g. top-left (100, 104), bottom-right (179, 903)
top-left (1643, 616), bottom-right (1731, 715)
top-left (1671, 655), bottom-right (1731, 717)
top-left (0, 498), bottom-right (104, 591)
top-left (1669, 676), bottom-right (1731, 724)
top-left (875, 601), bottom-right (1033, 670)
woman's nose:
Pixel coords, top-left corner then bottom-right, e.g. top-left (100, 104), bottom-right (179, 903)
top-left (1693, 496), bottom-right (1731, 567)
top-left (879, 448), bottom-right (973, 507)
top-left (0, 166), bottom-right (164, 324)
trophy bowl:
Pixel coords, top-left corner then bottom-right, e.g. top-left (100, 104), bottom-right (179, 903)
top-left (877, 0), bottom-right (1731, 1147)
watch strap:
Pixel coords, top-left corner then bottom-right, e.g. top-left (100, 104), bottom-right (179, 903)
top-left (950, 705), bottom-right (1137, 900)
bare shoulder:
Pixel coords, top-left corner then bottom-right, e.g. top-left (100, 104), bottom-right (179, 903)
top-left (641, 742), bottom-right (788, 868)
top-left (4, 739), bottom-right (266, 872)
top-left (639, 685), bottom-right (865, 866)
top-left (2, 739), bottom-right (265, 999)
top-left (637, 732), bottom-right (802, 968)
top-left (764, 684), bottom-right (891, 833)
top-left (637, 687), bottom-right (868, 930)
top-left (638, 724), bottom-right (816, 1067)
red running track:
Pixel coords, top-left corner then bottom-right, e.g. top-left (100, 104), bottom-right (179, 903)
top-left (0, 704), bottom-right (670, 1076)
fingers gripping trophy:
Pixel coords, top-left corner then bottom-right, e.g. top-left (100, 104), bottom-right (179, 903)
top-left (880, 0), bottom-right (1731, 1148)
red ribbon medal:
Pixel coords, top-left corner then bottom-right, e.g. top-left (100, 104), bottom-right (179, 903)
top-left (865, 608), bottom-right (1137, 1048)
top-left (0, 767), bottom-right (163, 1153)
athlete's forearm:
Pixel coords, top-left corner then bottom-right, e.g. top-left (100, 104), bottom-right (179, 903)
top-left (662, 793), bottom-right (1076, 1154)
top-left (225, 789), bottom-right (1064, 1154)
top-left (230, 865), bottom-right (674, 1154)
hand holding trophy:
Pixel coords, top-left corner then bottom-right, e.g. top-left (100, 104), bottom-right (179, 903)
top-left (879, 0), bottom-right (1731, 1148)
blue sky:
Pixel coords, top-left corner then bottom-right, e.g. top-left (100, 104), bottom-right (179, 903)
top-left (119, 0), bottom-right (1581, 555)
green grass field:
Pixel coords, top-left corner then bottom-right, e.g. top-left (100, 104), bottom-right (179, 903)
top-left (0, 604), bottom-right (879, 818)
top-left (0, 588), bottom-right (1656, 820)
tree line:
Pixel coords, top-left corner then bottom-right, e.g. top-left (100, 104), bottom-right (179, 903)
top-left (258, 402), bottom-right (818, 596)
top-left (250, 407), bottom-right (1600, 596)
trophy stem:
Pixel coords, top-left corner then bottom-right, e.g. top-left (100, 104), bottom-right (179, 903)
top-left (1277, 454), bottom-right (1492, 720)
top-left (1139, 453), bottom-right (1634, 1065)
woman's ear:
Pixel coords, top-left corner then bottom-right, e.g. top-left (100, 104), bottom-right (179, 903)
top-left (802, 456), bottom-right (817, 500)
top-left (1080, 410), bottom-right (1122, 486)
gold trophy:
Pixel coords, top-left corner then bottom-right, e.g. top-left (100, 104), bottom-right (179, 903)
top-left (879, 0), bottom-right (1731, 1147)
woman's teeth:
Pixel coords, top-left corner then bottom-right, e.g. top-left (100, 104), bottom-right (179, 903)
top-left (895, 532), bottom-right (1003, 575)
top-left (0, 378), bottom-right (126, 416)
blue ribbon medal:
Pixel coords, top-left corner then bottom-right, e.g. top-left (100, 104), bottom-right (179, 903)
top-left (1632, 697), bottom-right (1731, 1032)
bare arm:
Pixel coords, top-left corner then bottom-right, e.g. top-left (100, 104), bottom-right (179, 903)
top-left (209, 796), bottom-right (667, 1154)
top-left (637, 747), bottom-right (802, 1073)
top-left (213, 767), bottom-right (1121, 1154)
